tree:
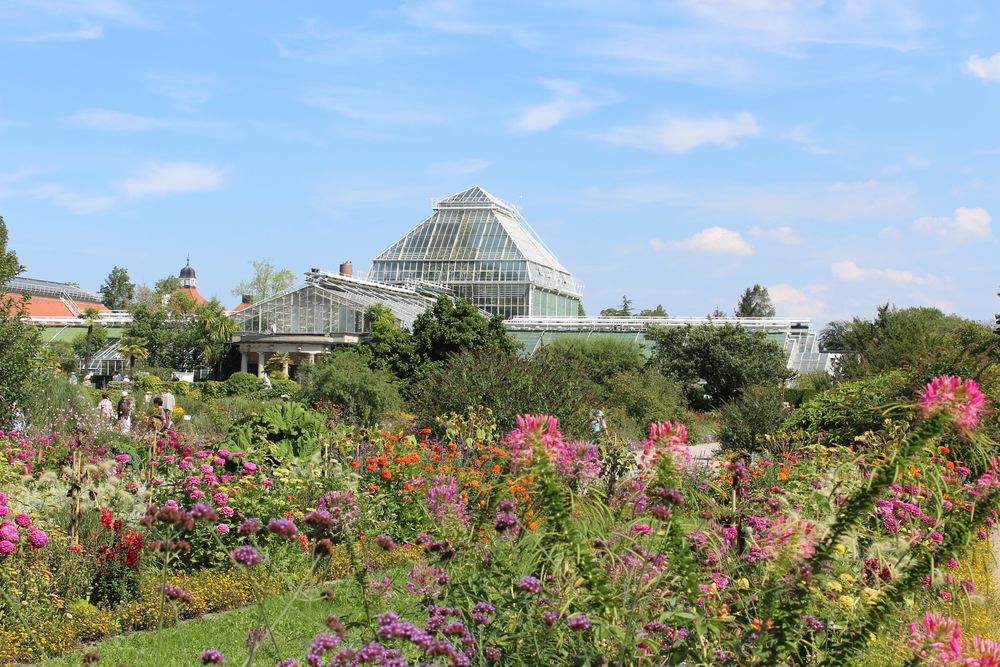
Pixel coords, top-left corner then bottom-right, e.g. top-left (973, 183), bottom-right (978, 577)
top-left (72, 324), bottom-right (108, 362)
top-left (231, 259), bottom-right (295, 302)
top-left (578, 302), bottom-right (586, 317)
top-left (410, 295), bottom-right (517, 370)
top-left (198, 307), bottom-right (237, 378)
top-left (99, 266), bottom-right (135, 310)
top-left (78, 307), bottom-right (102, 371)
top-left (357, 304), bottom-right (415, 379)
top-left (831, 304), bottom-right (969, 380)
top-left (734, 284), bottom-right (776, 318)
top-left (600, 295), bottom-right (633, 317)
top-left (117, 336), bottom-right (149, 376)
top-left (0, 216), bottom-right (40, 422)
top-left (638, 304), bottom-right (668, 317)
top-left (646, 323), bottom-right (792, 406)
top-left (708, 307), bottom-right (727, 318)
top-left (818, 320), bottom-right (852, 351)
top-left (534, 338), bottom-right (646, 393)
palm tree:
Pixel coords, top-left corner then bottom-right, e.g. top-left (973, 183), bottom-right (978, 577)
top-left (199, 310), bottom-right (237, 379)
top-left (78, 307), bottom-right (101, 371)
top-left (117, 336), bottom-right (149, 376)
top-left (265, 352), bottom-right (292, 375)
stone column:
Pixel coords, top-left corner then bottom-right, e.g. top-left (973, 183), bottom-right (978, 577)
top-left (240, 351), bottom-right (248, 374)
top-left (256, 351), bottom-right (266, 377)
top-left (307, 352), bottom-right (317, 364)
top-left (282, 358), bottom-right (289, 375)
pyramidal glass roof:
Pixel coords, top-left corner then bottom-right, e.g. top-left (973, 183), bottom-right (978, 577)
top-left (372, 186), bottom-right (572, 275)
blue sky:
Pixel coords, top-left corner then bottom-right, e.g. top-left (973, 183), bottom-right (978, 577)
top-left (2, 0), bottom-right (999, 325)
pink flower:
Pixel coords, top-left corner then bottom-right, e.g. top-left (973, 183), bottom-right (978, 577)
top-left (216, 524), bottom-right (230, 535)
top-left (115, 454), bottom-right (130, 464)
top-left (920, 375), bottom-right (987, 430)
top-left (26, 527), bottom-right (48, 548)
top-left (242, 462), bottom-right (257, 474)
top-left (0, 540), bottom-right (13, 555)
top-left (14, 513), bottom-right (30, 528)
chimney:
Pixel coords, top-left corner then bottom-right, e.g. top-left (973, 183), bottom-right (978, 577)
top-left (241, 294), bottom-right (253, 305)
top-left (339, 261), bottom-right (353, 277)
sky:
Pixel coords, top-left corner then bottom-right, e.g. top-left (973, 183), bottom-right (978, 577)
top-left (1, 0), bottom-right (999, 326)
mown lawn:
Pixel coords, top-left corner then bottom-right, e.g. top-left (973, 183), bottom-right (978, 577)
top-left (43, 587), bottom-right (348, 667)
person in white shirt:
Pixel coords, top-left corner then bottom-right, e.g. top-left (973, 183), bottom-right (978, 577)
top-left (161, 388), bottom-right (175, 429)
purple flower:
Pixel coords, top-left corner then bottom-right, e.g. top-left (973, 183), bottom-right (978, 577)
top-left (191, 503), bottom-right (218, 521)
top-left (485, 647), bottom-right (502, 662)
top-left (517, 576), bottom-right (542, 593)
top-left (267, 517), bottom-right (297, 539)
top-left (276, 660), bottom-right (300, 667)
top-left (542, 611), bottom-right (559, 626)
top-left (566, 614), bottom-right (592, 631)
top-left (307, 633), bottom-right (341, 666)
top-left (13, 513), bottom-right (30, 528)
top-left (199, 649), bottom-right (225, 664)
top-left (375, 534), bottom-right (395, 551)
top-left (228, 545), bottom-right (262, 567)
top-left (246, 626), bottom-right (269, 651)
top-left (238, 518), bottom-right (262, 535)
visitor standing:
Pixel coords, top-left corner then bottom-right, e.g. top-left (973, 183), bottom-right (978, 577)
top-left (262, 372), bottom-right (272, 391)
top-left (162, 388), bottom-right (175, 429)
top-left (97, 392), bottom-right (114, 422)
top-left (591, 408), bottom-right (607, 440)
top-left (117, 391), bottom-right (134, 434)
top-left (149, 396), bottom-right (168, 435)
top-left (69, 372), bottom-right (78, 385)
top-left (10, 402), bottom-right (25, 434)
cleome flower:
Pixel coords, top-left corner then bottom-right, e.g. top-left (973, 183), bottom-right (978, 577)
top-left (920, 375), bottom-right (987, 430)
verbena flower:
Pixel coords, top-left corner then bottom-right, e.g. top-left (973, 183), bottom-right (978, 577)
top-left (567, 614), bottom-right (593, 631)
top-left (517, 576), bottom-right (542, 593)
top-left (228, 545), bottom-right (262, 566)
top-left (199, 649), bottom-right (225, 664)
top-left (267, 517), bottom-right (297, 539)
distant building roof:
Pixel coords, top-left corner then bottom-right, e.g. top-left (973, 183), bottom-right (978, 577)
top-left (3, 293), bottom-right (107, 319)
top-left (4, 276), bottom-right (103, 303)
top-left (179, 286), bottom-right (207, 304)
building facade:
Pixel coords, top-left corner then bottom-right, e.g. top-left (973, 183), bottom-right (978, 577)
top-left (369, 186), bottom-right (582, 319)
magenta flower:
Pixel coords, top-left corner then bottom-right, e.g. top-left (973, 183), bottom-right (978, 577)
top-left (920, 375), bottom-right (987, 429)
top-left (26, 527), bottom-right (48, 548)
top-left (199, 649), bottom-right (225, 664)
top-left (115, 454), bottom-right (130, 464)
top-left (0, 540), bottom-right (14, 555)
top-left (216, 524), bottom-right (230, 535)
top-left (0, 522), bottom-right (18, 543)
top-left (13, 513), bottom-right (30, 528)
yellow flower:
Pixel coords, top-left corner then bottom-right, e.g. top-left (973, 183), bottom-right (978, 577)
top-left (833, 543), bottom-right (846, 555)
top-left (736, 578), bottom-right (750, 590)
top-left (825, 580), bottom-right (844, 593)
top-left (838, 573), bottom-right (853, 583)
top-left (838, 595), bottom-right (856, 608)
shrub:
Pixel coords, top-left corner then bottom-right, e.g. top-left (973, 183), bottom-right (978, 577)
top-left (300, 351), bottom-right (402, 427)
top-left (199, 380), bottom-right (227, 399)
top-left (226, 371), bottom-right (262, 396)
top-left (783, 370), bottom-right (912, 444)
top-left (718, 386), bottom-right (787, 453)
top-left (265, 376), bottom-right (301, 400)
top-left (133, 374), bottom-right (163, 395)
top-left (604, 368), bottom-right (695, 439)
top-left (225, 400), bottom-right (327, 462)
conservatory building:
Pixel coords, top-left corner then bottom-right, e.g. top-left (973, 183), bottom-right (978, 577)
top-left (368, 186), bottom-right (582, 319)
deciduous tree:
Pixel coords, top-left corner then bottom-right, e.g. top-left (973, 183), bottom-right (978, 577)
top-left (0, 216), bottom-right (40, 421)
top-left (231, 259), bottom-right (295, 302)
top-left (734, 284), bottom-right (776, 318)
top-left (99, 266), bottom-right (134, 310)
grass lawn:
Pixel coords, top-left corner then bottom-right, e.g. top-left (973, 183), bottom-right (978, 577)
top-left (43, 587), bottom-right (349, 667)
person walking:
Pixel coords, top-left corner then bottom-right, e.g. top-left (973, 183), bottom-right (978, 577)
top-left (10, 402), bottom-right (25, 435)
top-left (97, 392), bottom-right (114, 422)
top-left (117, 391), bottom-right (134, 434)
top-left (69, 372), bottom-right (78, 385)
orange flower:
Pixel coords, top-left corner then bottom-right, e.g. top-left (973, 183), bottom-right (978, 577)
top-left (351, 460), bottom-right (360, 468)
top-left (367, 484), bottom-right (378, 492)
top-left (448, 443), bottom-right (458, 451)
top-left (380, 469), bottom-right (392, 480)
top-left (528, 521), bottom-right (538, 531)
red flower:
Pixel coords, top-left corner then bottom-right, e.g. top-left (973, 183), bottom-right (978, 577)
top-left (100, 507), bottom-right (113, 528)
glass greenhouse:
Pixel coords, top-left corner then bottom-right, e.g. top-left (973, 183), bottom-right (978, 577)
top-left (369, 186), bottom-right (582, 319)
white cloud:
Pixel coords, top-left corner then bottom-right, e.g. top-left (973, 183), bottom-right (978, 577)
top-left (878, 226), bottom-right (901, 240)
top-left (303, 86), bottom-right (445, 126)
top-left (511, 80), bottom-right (600, 133)
top-left (769, 283), bottom-right (828, 319)
top-left (146, 73), bottom-right (217, 109)
top-left (400, 0), bottom-right (492, 35)
top-left (30, 184), bottom-right (115, 214)
top-left (964, 53), bottom-right (1000, 82)
top-left (750, 225), bottom-right (800, 244)
top-left (4, 0), bottom-right (146, 43)
top-left (117, 162), bottom-right (227, 199)
top-left (654, 226), bottom-right (753, 255)
top-left (783, 125), bottom-right (834, 155)
top-left (831, 260), bottom-right (937, 287)
top-left (426, 159), bottom-right (492, 177)
top-left (913, 207), bottom-right (992, 241)
top-left (584, 179), bottom-right (916, 224)
top-left (597, 112), bottom-right (759, 153)
top-left (69, 108), bottom-right (171, 131)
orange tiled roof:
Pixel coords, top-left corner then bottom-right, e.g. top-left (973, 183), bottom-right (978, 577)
top-left (2, 293), bottom-right (108, 318)
top-left (230, 301), bottom-right (251, 313)
top-left (179, 287), bottom-right (207, 304)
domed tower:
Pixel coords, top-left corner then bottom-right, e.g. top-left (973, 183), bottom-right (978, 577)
top-left (178, 257), bottom-right (207, 304)
top-left (179, 257), bottom-right (197, 289)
